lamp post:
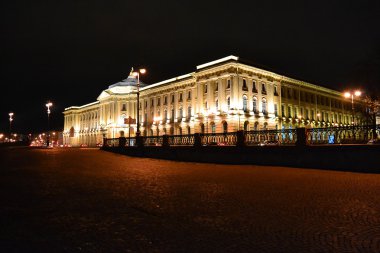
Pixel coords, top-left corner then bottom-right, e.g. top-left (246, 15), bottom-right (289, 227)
top-left (9, 112), bottom-right (14, 141)
top-left (46, 102), bottom-right (53, 147)
top-left (344, 90), bottom-right (361, 125)
top-left (132, 68), bottom-right (146, 140)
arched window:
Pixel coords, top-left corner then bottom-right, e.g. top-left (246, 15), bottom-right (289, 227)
top-left (222, 121), bottom-right (228, 133)
top-left (187, 106), bottom-right (191, 119)
top-left (242, 95), bottom-right (248, 111)
top-left (242, 79), bottom-right (248, 91)
top-left (262, 83), bottom-right (267, 94)
top-left (262, 98), bottom-right (267, 114)
top-left (200, 123), bottom-right (205, 134)
top-left (164, 110), bottom-right (167, 121)
top-left (69, 127), bottom-right (75, 137)
top-left (227, 97), bottom-right (231, 110)
top-left (171, 109), bottom-right (175, 122)
top-left (263, 122), bottom-right (268, 130)
top-left (244, 121), bottom-right (249, 131)
top-left (252, 81), bottom-right (257, 92)
top-left (187, 126), bottom-right (191, 135)
top-left (179, 107), bottom-right (183, 119)
top-left (211, 122), bottom-right (216, 134)
top-left (215, 99), bottom-right (218, 110)
top-left (170, 127), bottom-right (174, 135)
top-left (252, 97), bottom-right (257, 113)
top-left (178, 126), bottom-right (182, 135)
top-left (254, 122), bottom-right (259, 131)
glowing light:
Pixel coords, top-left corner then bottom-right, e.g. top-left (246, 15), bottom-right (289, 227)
top-left (196, 55), bottom-right (239, 70)
top-left (354, 90), bottom-right (361, 97)
top-left (344, 92), bottom-right (351, 98)
top-left (139, 69), bottom-right (146, 74)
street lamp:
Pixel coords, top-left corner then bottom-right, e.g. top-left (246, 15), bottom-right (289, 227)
top-left (9, 112), bottom-right (14, 141)
top-left (46, 102), bottom-right (53, 147)
top-left (132, 68), bottom-right (146, 141)
top-left (344, 90), bottom-right (361, 125)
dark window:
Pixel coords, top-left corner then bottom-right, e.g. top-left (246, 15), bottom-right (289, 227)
top-left (262, 83), bottom-right (267, 94)
top-left (242, 79), bottom-right (248, 91)
top-left (274, 86), bottom-right (278, 96)
top-left (252, 81), bottom-right (257, 92)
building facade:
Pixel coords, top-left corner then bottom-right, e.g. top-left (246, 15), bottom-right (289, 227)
top-left (63, 56), bottom-right (360, 147)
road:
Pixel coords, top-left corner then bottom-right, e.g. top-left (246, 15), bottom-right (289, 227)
top-left (1, 147), bottom-right (380, 252)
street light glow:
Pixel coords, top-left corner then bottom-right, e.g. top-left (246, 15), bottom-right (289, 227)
top-left (139, 68), bottom-right (146, 74)
top-left (344, 92), bottom-right (351, 98)
top-left (354, 90), bottom-right (362, 97)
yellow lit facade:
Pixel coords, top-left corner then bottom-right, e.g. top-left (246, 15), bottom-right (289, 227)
top-left (63, 56), bottom-right (358, 146)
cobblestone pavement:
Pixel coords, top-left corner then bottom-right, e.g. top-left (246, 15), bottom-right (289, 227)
top-left (1, 147), bottom-right (380, 253)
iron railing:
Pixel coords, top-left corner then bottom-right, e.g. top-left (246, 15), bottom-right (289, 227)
top-left (143, 136), bottom-right (163, 146)
top-left (103, 125), bottom-right (379, 147)
top-left (169, 134), bottom-right (195, 146)
top-left (306, 125), bottom-right (379, 144)
top-left (201, 132), bottom-right (237, 146)
top-left (245, 129), bottom-right (297, 145)
top-left (125, 137), bottom-right (136, 147)
top-left (106, 138), bottom-right (119, 147)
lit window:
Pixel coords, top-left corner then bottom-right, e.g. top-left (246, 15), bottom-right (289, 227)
top-left (243, 95), bottom-right (248, 111)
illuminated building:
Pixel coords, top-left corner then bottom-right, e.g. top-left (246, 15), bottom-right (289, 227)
top-left (63, 56), bottom-right (359, 146)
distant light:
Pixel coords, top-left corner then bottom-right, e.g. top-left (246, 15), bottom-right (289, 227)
top-left (344, 92), bottom-right (351, 98)
top-left (354, 90), bottom-right (362, 97)
top-left (139, 69), bottom-right (146, 74)
top-left (46, 102), bottom-right (53, 107)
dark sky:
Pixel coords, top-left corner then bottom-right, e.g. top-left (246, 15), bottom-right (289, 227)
top-left (1, 0), bottom-right (379, 133)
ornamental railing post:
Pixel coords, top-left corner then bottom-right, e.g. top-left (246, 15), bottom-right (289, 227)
top-left (162, 134), bottom-right (169, 147)
top-left (296, 127), bottom-right (306, 146)
top-left (194, 133), bottom-right (202, 147)
top-left (236, 130), bottom-right (246, 147)
top-left (119, 137), bottom-right (126, 147)
top-left (135, 135), bottom-right (144, 147)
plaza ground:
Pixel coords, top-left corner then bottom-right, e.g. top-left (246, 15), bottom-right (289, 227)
top-left (1, 147), bottom-right (380, 252)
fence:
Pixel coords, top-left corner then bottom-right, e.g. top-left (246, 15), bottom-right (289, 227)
top-left (201, 132), bottom-right (238, 146)
top-left (169, 134), bottom-right (195, 146)
top-left (245, 129), bottom-right (297, 145)
top-left (103, 125), bottom-right (379, 148)
top-left (306, 125), bottom-right (380, 145)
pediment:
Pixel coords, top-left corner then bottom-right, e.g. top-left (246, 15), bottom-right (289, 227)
top-left (97, 90), bottom-right (110, 100)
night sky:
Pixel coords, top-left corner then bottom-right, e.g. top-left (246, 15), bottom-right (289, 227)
top-left (1, 0), bottom-right (379, 133)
